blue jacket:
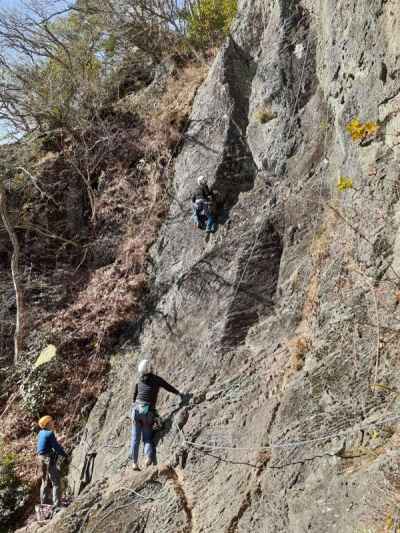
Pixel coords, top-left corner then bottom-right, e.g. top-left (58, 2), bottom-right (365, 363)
top-left (37, 429), bottom-right (66, 457)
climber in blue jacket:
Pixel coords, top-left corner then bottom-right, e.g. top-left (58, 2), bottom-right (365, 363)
top-left (37, 415), bottom-right (67, 509)
top-left (192, 176), bottom-right (217, 233)
top-left (130, 359), bottom-right (183, 470)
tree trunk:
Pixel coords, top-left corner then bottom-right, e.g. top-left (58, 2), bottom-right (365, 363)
top-left (0, 182), bottom-right (25, 364)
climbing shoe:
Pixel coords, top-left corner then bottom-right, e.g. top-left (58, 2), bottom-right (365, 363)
top-left (132, 463), bottom-right (140, 471)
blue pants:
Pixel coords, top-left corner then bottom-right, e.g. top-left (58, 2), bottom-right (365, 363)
top-left (192, 201), bottom-right (216, 232)
top-left (129, 406), bottom-right (154, 463)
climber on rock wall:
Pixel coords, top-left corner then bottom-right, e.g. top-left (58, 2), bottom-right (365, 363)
top-left (192, 175), bottom-right (217, 233)
top-left (130, 359), bottom-right (184, 470)
top-left (37, 415), bottom-right (67, 511)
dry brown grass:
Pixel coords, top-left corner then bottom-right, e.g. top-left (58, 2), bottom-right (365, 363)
top-left (142, 62), bottom-right (208, 152)
top-left (309, 226), bottom-right (330, 267)
top-left (0, 59), bottom-right (209, 507)
top-left (281, 334), bottom-right (313, 392)
top-left (256, 450), bottom-right (271, 475)
top-left (280, 221), bottom-right (331, 391)
top-left (302, 275), bottom-right (320, 320)
top-left (48, 62), bottom-right (210, 355)
top-left (253, 105), bottom-right (277, 124)
top-left (287, 335), bottom-right (313, 371)
top-left (117, 60), bottom-right (208, 156)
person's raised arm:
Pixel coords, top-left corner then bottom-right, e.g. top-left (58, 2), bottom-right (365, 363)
top-left (157, 375), bottom-right (181, 396)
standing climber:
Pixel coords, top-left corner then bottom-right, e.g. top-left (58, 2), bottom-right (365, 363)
top-left (37, 416), bottom-right (67, 510)
top-left (192, 176), bottom-right (217, 233)
top-left (130, 359), bottom-right (183, 470)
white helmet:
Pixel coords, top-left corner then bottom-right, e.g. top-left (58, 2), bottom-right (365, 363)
top-left (197, 175), bottom-right (206, 186)
top-left (138, 359), bottom-right (152, 375)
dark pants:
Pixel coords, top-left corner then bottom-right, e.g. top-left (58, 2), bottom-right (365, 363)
top-left (129, 405), bottom-right (154, 464)
top-left (39, 453), bottom-right (61, 507)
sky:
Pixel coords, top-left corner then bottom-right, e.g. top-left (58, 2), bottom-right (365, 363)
top-left (0, 0), bottom-right (29, 8)
top-left (0, 1), bottom-right (25, 140)
top-left (0, 0), bottom-right (69, 9)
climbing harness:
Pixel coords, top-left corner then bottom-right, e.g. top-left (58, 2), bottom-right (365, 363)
top-left (137, 403), bottom-right (151, 416)
top-left (193, 199), bottom-right (210, 229)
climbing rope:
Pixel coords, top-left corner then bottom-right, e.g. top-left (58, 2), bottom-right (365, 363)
top-left (229, 30), bottom-right (312, 306)
top-left (229, 215), bottom-right (266, 304)
top-left (286, 33), bottom-right (312, 141)
top-left (174, 411), bottom-right (400, 454)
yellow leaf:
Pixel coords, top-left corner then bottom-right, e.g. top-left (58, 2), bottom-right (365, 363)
top-left (345, 118), bottom-right (379, 141)
top-left (364, 121), bottom-right (380, 136)
top-left (345, 118), bottom-right (363, 140)
top-left (337, 176), bottom-right (353, 192)
top-left (386, 514), bottom-right (394, 529)
top-left (34, 345), bottom-right (57, 368)
top-left (346, 118), bottom-right (361, 131)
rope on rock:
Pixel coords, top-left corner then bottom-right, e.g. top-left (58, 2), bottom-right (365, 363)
top-left (230, 31), bottom-right (312, 306)
top-left (173, 411), bottom-right (400, 453)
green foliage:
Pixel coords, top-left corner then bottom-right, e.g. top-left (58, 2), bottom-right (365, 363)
top-left (0, 449), bottom-right (17, 490)
top-left (21, 368), bottom-right (53, 417)
top-left (103, 34), bottom-right (118, 57)
top-left (0, 443), bottom-right (27, 529)
top-left (184, 0), bottom-right (238, 48)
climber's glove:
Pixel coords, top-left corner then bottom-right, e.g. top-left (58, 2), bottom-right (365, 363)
top-left (179, 392), bottom-right (191, 405)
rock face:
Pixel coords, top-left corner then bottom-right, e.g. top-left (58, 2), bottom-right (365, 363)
top-left (39, 0), bottom-right (400, 531)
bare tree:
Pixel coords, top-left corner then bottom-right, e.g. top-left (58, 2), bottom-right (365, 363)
top-left (82, 0), bottom-right (199, 61)
top-left (0, 0), bottom-right (102, 137)
top-left (0, 179), bottom-right (25, 364)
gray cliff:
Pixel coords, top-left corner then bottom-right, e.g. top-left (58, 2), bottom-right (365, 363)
top-left (34, 0), bottom-right (400, 531)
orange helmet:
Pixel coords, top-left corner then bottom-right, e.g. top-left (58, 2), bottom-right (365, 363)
top-left (38, 415), bottom-right (53, 429)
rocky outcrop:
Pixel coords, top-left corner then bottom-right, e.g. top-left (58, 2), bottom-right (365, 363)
top-left (33, 0), bottom-right (400, 531)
